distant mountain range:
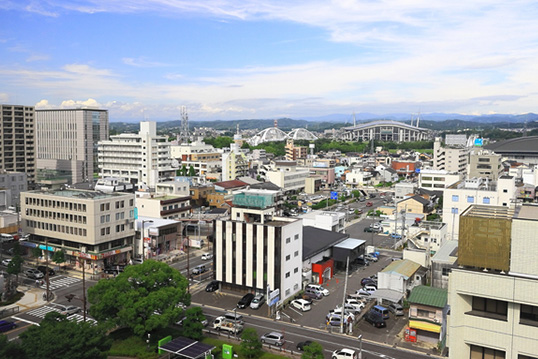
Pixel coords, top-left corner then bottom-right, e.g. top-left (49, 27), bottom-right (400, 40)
top-left (110, 113), bottom-right (538, 133)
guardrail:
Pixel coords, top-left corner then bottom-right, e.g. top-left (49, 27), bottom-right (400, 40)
top-left (0, 305), bottom-right (19, 319)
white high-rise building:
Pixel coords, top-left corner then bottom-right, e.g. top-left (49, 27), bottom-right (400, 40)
top-left (36, 108), bottom-right (108, 185)
top-left (98, 122), bottom-right (175, 190)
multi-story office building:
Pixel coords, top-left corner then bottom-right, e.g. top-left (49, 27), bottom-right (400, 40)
top-left (36, 108), bottom-right (108, 185)
top-left (433, 137), bottom-right (469, 176)
top-left (20, 189), bottom-right (136, 269)
top-left (98, 121), bottom-right (175, 190)
top-left (135, 193), bottom-right (191, 221)
top-left (0, 104), bottom-right (35, 188)
top-left (214, 191), bottom-right (302, 304)
top-left (266, 161), bottom-right (309, 193)
top-left (418, 169), bottom-right (462, 191)
top-left (0, 171), bottom-right (27, 209)
top-left (448, 204), bottom-right (538, 359)
top-left (442, 176), bottom-right (516, 241)
top-left (221, 144), bottom-right (248, 181)
top-left (170, 139), bottom-right (221, 182)
top-left (285, 139), bottom-right (308, 161)
top-left (468, 149), bottom-right (503, 181)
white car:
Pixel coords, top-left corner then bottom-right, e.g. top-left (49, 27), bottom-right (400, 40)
top-left (52, 304), bottom-right (81, 316)
top-left (201, 253), bottom-right (213, 260)
top-left (364, 254), bottom-right (378, 262)
top-left (306, 284), bottom-right (330, 296)
top-left (290, 299), bottom-right (311, 312)
top-left (332, 348), bottom-right (357, 359)
top-left (370, 223), bottom-right (381, 229)
top-left (1, 258), bottom-right (12, 267)
top-left (345, 299), bottom-right (366, 311)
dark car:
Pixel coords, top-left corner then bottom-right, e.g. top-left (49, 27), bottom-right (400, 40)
top-left (37, 265), bottom-right (55, 276)
top-left (205, 280), bottom-right (219, 292)
top-left (361, 277), bottom-right (377, 287)
top-left (0, 320), bottom-right (16, 333)
top-left (296, 340), bottom-right (313, 351)
top-left (364, 311), bottom-right (386, 328)
top-left (237, 293), bottom-right (255, 309)
top-left (354, 256), bottom-right (369, 266)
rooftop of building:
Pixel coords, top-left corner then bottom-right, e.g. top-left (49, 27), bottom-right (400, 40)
top-left (214, 180), bottom-right (249, 189)
top-left (514, 203), bottom-right (538, 220)
top-left (26, 189), bottom-right (125, 200)
top-left (484, 136), bottom-right (538, 153)
top-left (461, 204), bottom-right (515, 220)
top-left (381, 259), bottom-right (422, 280)
top-left (303, 226), bottom-right (348, 259)
top-left (431, 240), bottom-right (458, 263)
top-left (408, 285), bottom-right (448, 308)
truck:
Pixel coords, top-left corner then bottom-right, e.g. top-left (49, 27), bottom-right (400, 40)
top-left (212, 316), bottom-right (244, 334)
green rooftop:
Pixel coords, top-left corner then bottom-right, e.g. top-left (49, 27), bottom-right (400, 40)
top-left (408, 285), bottom-right (448, 308)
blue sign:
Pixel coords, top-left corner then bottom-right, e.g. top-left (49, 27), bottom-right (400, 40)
top-left (270, 296), bottom-right (280, 306)
top-left (330, 191), bottom-right (338, 200)
top-left (415, 168), bottom-right (421, 173)
top-left (474, 138), bottom-right (483, 146)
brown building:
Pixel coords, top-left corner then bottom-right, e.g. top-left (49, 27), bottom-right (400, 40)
top-left (189, 184), bottom-right (215, 207)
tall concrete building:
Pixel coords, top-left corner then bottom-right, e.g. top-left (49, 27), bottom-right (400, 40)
top-left (98, 121), bottom-right (175, 190)
top-left (468, 149), bottom-right (503, 181)
top-left (448, 204), bottom-right (538, 359)
top-left (36, 108), bottom-right (109, 185)
top-left (0, 104), bottom-right (36, 188)
top-left (433, 137), bottom-right (469, 176)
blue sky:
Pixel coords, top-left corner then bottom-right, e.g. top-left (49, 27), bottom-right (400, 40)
top-left (1, 1), bottom-right (538, 121)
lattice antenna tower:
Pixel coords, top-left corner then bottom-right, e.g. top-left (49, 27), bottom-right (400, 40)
top-left (179, 106), bottom-right (190, 144)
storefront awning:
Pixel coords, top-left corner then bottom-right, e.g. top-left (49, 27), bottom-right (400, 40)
top-left (409, 320), bottom-right (441, 333)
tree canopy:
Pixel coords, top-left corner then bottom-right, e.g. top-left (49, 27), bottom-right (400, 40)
top-left (180, 306), bottom-right (206, 340)
top-left (18, 312), bottom-right (111, 359)
top-left (240, 328), bottom-right (263, 359)
top-left (301, 341), bottom-right (324, 359)
top-left (88, 260), bottom-right (190, 336)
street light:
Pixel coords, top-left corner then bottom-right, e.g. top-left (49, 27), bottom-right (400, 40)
top-left (357, 334), bottom-right (363, 359)
top-left (141, 220), bottom-right (154, 260)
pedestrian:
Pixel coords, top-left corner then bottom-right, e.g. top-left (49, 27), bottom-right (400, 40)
top-left (35, 279), bottom-right (40, 287)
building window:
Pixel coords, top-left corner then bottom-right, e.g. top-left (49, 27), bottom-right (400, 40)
top-left (503, 189), bottom-right (508, 193)
top-left (469, 296), bottom-right (508, 320)
top-left (519, 355), bottom-right (538, 359)
top-left (452, 195), bottom-right (459, 202)
top-left (294, 234), bottom-right (299, 240)
top-left (520, 304), bottom-right (538, 326)
top-left (294, 251), bottom-right (299, 257)
top-left (467, 196), bottom-right (474, 203)
top-left (483, 197), bottom-right (490, 204)
top-left (285, 272), bottom-right (290, 278)
top-left (470, 344), bottom-right (505, 359)
top-left (285, 289), bottom-right (290, 296)
top-left (294, 267), bottom-right (298, 273)
top-left (442, 267), bottom-right (451, 276)
top-left (286, 255), bottom-right (290, 261)
top-left (286, 237), bottom-right (291, 244)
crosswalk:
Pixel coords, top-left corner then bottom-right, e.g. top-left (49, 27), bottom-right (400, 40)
top-left (19, 305), bottom-right (97, 325)
top-left (39, 276), bottom-right (81, 291)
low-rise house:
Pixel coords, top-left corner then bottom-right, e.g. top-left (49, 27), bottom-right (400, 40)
top-left (408, 285), bottom-right (448, 344)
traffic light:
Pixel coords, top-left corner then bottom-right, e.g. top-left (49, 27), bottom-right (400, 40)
top-left (65, 294), bottom-right (75, 302)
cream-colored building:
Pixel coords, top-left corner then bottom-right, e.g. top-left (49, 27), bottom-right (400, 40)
top-left (36, 108), bottom-right (108, 185)
top-left (98, 121), bottom-right (175, 190)
top-left (21, 189), bottom-right (135, 270)
top-left (136, 193), bottom-right (191, 220)
top-left (468, 149), bottom-right (503, 181)
top-left (170, 138), bottom-right (221, 181)
top-left (418, 169), bottom-right (462, 191)
top-left (433, 137), bottom-right (469, 176)
top-left (221, 144), bottom-right (248, 181)
top-left (0, 104), bottom-right (36, 188)
top-left (448, 204), bottom-right (538, 359)
top-left (266, 161), bottom-right (309, 192)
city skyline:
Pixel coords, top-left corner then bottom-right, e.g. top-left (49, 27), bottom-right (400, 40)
top-left (1, 1), bottom-right (538, 121)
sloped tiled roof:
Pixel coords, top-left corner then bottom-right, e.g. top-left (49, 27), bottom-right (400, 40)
top-left (214, 180), bottom-right (248, 189)
top-left (381, 259), bottom-right (421, 280)
top-left (408, 285), bottom-right (448, 308)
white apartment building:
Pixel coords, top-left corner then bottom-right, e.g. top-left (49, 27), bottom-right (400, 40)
top-left (214, 215), bottom-right (303, 304)
top-left (266, 161), bottom-right (309, 192)
top-left (0, 104), bottom-right (35, 188)
top-left (221, 144), bottom-right (248, 181)
top-left (135, 192), bottom-right (191, 220)
top-left (418, 169), bottom-right (462, 191)
top-left (345, 168), bottom-right (372, 187)
top-left (170, 138), bottom-right (221, 181)
top-left (36, 108), bottom-right (108, 185)
top-left (20, 189), bottom-right (136, 270)
top-left (299, 210), bottom-right (345, 233)
top-left (98, 122), bottom-right (175, 190)
top-left (394, 181), bottom-right (417, 200)
top-left (433, 137), bottom-right (469, 175)
top-left (0, 171), bottom-right (27, 209)
top-left (443, 176), bottom-right (516, 241)
top-left (448, 204), bottom-right (538, 359)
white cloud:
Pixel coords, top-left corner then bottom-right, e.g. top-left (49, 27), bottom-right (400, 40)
top-left (122, 57), bottom-right (170, 68)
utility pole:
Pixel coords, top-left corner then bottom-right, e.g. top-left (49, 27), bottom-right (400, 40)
top-left (340, 256), bottom-right (349, 334)
top-left (45, 238), bottom-right (50, 301)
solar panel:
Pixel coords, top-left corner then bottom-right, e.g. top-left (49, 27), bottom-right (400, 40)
top-left (159, 336), bottom-right (215, 358)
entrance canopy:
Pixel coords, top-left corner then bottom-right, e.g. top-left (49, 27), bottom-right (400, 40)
top-left (159, 336), bottom-right (215, 358)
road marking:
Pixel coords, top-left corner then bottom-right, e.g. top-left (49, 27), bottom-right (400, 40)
top-left (39, 276), bottom-right (81, 291)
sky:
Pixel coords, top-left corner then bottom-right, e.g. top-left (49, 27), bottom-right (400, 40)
top-left (1, 0), bottom-right (538, 122)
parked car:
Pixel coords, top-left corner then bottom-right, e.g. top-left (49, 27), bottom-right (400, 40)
top-left (332, 348), bottom-right (357, 359)
top-left (354, 256), bottom-right (369, 266)
top-left (364, 311), bottom-right (386, 328)
top-left (303, 290), bottom-right (323, 300)
top-left (296, 340), bottom-right (313, 351)
top-left (361, 277), bottom-right (377, 287)
top-left (131, 258), bottom-right (144, 265)
top-left (250, 293), bottom-right (265, 309)
top-left (0, 320), bottom-right (16, 333)
top-left (237, 293), bottom-right (255, 309)
top-left (306, 284), bottom-right (330, 296)
top-left (192, 265), bottom-right (206, 275)
top-left (205, 280), bottom-right (219, 292)
top-left (290, 299), bottom-right (311, 312)
top-left (201, 253), bottom-right (213, 261)
top-left (390, 233), bottom-right (402, 239)
top-left (176, 316), bottom-right (208, 327)
top-left (364, 254), bottom-right (378, 262)
top-left (356, 288), bottom-right (372, 296)
top-left (388, 303), bottom-right (405, 316)
top-left (331, 304), bottom-right (359, 316)
top-left (370, 222), bottom-right (381, 229)
top-left (25, 268), bottom-right (44, 279)
top-left (1, 258), bottom-right (12, 267)
top-left (345, 298), bottom-right (366, 311)
top-left (363, 227), bottom-right (376, 233)
top-left (260, 332), bottom-right (285, 346)
top-left (37, 265), bottom-right (55, 276)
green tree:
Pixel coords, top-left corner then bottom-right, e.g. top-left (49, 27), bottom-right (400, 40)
top-left (0, 335), bottom-right (26, 359)
top-left (19, 312), bottom-right (111, 359)
top-left (181, 306), bottom-right (206, 340)
top-left (88, 260), bottom-right (190, 336)
top-left (31, 247), bottom-right (42, 261)
top-left (188, 165), bottom-right (196, 177)
top-left (240, 328), bottom-right (263, 359)
top-left (301, 341), bottom-right (324, 359)
top-left (52, 250), bottom-right (65, 270)
top-left (179, 165), bottom-right (187, 176)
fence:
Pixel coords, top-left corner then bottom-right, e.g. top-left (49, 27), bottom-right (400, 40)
top-left (0, 305), bottom-right (19, 319)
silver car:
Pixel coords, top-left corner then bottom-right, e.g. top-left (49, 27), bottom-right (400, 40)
top-left (250, 293), bottom-right (265, 309)
top-left (261, 332), bottom-right (285, 346)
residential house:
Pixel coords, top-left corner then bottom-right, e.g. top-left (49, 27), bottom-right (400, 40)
top-left (375, 259), bottom-right (427, 304)
top-left (408, 285), bottom-right (448, 344)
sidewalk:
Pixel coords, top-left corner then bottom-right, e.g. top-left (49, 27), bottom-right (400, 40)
top-left (0, 285), bottom-right (51, 316)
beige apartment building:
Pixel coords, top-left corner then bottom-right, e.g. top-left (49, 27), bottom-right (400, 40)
top-left (0, 104), bottom-right (36, 188)
top-left (21, 189), bottom-right (136, 270)
top-left (448, 204), bottom-right (538, 359)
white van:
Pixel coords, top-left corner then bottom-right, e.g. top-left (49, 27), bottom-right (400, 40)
top-left (306, 284), bottom-right (330, 296)
top-left (0, 234), bottom-right (14, 243)
top-left (290, 299), bottom-right (311, 312)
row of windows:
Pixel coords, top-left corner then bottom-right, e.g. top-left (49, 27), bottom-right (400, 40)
top-left (452, 195), bottom-right (491, 204)
top-left (470, 296), bottom-right (538, 326)
top-left (285, 267), bottom-right (300, 278)
top-left (100, 223), bottom-right (134, 236)
top-left (25, 220), bottom-right (87, 237)
top-left (421, 176), bottom-right (446, 181)
top-left (26, 197), bottom-right (87, 212)
top-left (26, 209), bottom-right (87, 224)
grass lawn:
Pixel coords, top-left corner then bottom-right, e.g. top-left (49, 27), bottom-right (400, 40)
top-left (0, 291), bottom-right (24, 306)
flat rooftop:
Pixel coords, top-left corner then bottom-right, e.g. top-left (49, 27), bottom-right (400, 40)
top-left (28, 189), bottom-right (125, 200)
